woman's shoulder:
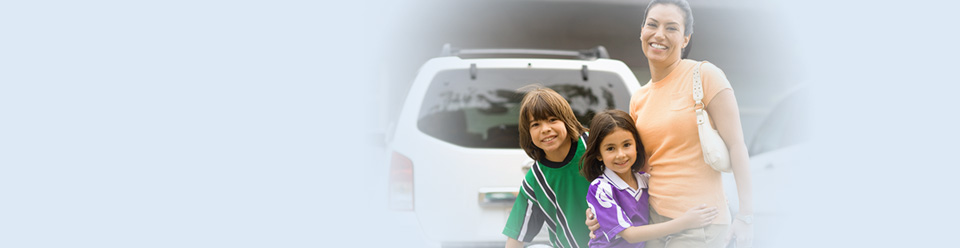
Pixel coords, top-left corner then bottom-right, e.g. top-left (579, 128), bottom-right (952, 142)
top-left (690, 59), bottom-right (726, 76)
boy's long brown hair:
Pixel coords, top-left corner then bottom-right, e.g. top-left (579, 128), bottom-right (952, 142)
top-left (580, 109), bottom-right (646, 181)
top-left (517, 86), bottom-right (586, 162)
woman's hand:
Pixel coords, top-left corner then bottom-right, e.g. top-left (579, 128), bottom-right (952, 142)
top-left (722, 217), bottom-right (754, 248)
top-left (585, 208), bottom-right (599, 239)
top-left (676, 204), bottom-right (718, 229)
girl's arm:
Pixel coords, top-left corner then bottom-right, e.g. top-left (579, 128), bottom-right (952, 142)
top-left (617, 204), bottom-right (717, 243)
top-left (706, 89), bottom-right (754, 245)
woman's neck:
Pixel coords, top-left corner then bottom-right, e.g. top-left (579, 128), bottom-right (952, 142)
top-left (649, 58), bottom-right (683, 83)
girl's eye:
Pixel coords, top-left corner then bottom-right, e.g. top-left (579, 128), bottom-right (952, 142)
top-left (549, 118), bottom-right (559, 122)
top-left (531, 123), bottom-right (539, 127)
top-left (624, 143), bottom-right (632, 148)
top-left (605, 147), bottom-right (614, 151)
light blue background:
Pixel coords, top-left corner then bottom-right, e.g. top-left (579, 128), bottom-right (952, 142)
top-left (1, 0), bottom-right (957, 247)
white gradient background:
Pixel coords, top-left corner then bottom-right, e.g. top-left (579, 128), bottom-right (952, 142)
top-left (1, 0), bottom-right (956, 247)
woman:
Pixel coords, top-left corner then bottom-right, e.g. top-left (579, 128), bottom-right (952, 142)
top-left (587, 0), bottom-right (754, 247)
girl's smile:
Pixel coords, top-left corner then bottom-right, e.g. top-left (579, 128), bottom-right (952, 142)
top-left (598, 128), bottom-right (638, 180)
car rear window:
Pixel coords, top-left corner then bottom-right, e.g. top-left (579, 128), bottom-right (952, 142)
top-left (417, 67), bottom-right (632, 148)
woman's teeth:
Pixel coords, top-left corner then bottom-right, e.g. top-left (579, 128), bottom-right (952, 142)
top-left (651, 43), bottom-right (667, 49)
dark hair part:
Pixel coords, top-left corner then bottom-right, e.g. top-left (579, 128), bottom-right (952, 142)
top-left (580, 109), bottom-right (646, 181)
top-left (643, 0), bottom-right (694, 36)
top-left (517, 86), bottom-right (587, 162)
top-left (642, 0), bottom-right (695, 58)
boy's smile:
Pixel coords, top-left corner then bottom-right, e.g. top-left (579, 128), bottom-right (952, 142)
top-left (529, 116), bottom-right (570, 162)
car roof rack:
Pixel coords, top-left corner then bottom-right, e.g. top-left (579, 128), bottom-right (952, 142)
top-left (439, 43), bottom-right (609, 60)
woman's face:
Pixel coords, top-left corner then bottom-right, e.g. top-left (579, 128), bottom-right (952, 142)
top-left (640, 4), bottom-right (690, 65)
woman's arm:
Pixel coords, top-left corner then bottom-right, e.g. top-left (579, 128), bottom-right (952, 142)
top-left (705, 89), bottom-right (754, 245)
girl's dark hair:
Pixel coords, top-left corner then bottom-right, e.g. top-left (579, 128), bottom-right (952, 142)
top-left (642, 0), bottom-right (695, 58)
top-left (517, 86), bottom-right (587, 162)
top-left (580, 109), bottom-right (646, 181)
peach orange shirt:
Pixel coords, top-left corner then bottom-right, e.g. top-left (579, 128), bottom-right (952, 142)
top-left (629, 59), bottom-right (733, 224)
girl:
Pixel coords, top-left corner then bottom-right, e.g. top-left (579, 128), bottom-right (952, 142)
top-left (503, 86), bottom-right (592, 248)
top-left (581, 110), bottom-right (717, 248)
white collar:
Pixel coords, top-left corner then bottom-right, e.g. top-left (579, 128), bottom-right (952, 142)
top-left (602, 168), bottom-right (649, 196)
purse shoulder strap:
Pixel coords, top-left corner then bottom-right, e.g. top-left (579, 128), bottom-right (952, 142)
top-left (692, 61), bottom-right (710, 127)
top-left (692, 61), bottom-right (705, 110)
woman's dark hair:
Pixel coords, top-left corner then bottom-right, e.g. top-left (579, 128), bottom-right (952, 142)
top-left (642, 0), bottom-right (695, 58)
top-left (579, 109), bottom-right (646, 181)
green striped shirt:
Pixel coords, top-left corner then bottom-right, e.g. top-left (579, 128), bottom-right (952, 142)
top-left (503, 134), bottom-right (590, 248)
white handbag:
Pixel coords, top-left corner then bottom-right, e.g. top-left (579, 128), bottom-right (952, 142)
top-left (692, 63), bottom-right (732, 173)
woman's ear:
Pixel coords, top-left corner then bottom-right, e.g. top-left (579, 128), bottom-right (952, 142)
top-left (682, 34), bottom-right (692, 49)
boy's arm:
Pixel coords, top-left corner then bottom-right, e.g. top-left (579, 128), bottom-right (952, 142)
top-left (503, 179), bottom-right (545, 244)
top-left (505, 238), bottom-right (523, 248)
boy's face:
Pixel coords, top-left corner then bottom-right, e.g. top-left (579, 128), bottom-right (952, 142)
top-left (528, 115), bottom-right (569, 155)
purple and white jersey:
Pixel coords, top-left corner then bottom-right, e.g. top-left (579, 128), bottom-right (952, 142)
top-left (586, 168), bottom-right (650, 248)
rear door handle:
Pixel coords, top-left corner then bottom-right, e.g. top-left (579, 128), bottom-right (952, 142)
top-left (478, 187), bottom-right (518, 207)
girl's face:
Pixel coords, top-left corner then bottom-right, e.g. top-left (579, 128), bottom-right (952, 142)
top-left (640, 4), bottom-right (690, 65)
top-left (529, 116), bottom-right (569, 157)
top-left (598, 127), bottom-right (637, 179)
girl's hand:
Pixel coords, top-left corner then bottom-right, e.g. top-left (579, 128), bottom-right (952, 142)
top-left (677, 204), bottom-right (718, 229)
top-left (585, 208), bottom-right (599, 239)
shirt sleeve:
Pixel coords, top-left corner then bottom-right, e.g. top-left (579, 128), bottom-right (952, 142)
top-left (503, 178), bottom-right (546, 242)
top-left (586, 179), bottom-right (632, 242)
top-left (700, 61), bottom-right (733, 108)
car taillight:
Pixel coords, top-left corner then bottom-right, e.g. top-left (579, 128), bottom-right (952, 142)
top-left (389, 151), bottom-right (414, 211)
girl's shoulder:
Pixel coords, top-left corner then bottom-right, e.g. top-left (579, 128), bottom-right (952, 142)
top-left (588, 174), bottom-right (612, 189)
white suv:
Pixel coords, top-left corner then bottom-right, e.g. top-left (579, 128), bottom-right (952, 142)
top-left (387, 44), bottom-right (641, 247)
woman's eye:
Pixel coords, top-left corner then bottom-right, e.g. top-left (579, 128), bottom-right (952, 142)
top-left (646, 23), bottom-right (657, 27)
top-left (667, 27), bottom-right (678, 31)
